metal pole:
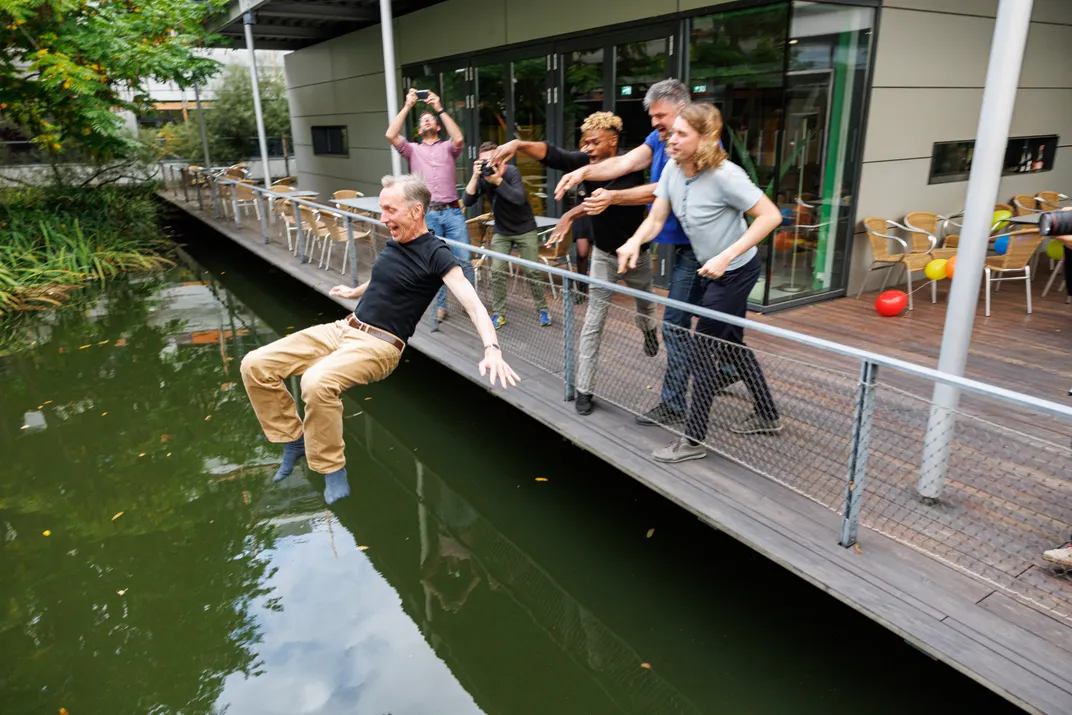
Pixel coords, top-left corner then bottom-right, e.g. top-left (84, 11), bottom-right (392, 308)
top-left (193, 83), bottom-right (211, 167)
top-left (243, 13), bottom-right (273, 187)
top-left (231, 181), bottom-right (242, 229)
top-left (293, 200), bottom-right (306, 263)
top-left (256, 190), bottom-right (269, 243)
top-left (378, 0), bottom-right (403, 176)
top-left (563, 276), bottom-right (576, 401)
top-left (840, 360), bottom-right (879, 547)
top-left (196, 170), bottom-right (204, 211)
top-left (918, 0), bottom-right (1032, 500)
top-left (181, 167), bottom-right (189, 202)
top-left (210, 175), bottom-right (222, 218)
top-left (345, 214), bottom-right (359, 287)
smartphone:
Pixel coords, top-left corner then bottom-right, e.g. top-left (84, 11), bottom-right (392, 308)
top-left (415, 89), bottom-right (430, 100)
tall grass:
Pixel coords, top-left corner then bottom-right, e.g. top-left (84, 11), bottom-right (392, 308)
top-left (0, 185), bottom-right (173, 314)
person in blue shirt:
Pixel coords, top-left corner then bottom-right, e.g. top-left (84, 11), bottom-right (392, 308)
top-left (555, 79), bottom-right (731, 428)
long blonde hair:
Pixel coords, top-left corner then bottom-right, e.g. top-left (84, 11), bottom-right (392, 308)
top-left (677, 103), bottom-right (728, 172)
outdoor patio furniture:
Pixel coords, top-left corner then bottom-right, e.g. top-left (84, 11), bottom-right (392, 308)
top-left (298, 205), bottom-right (330, 260)
top-left (332, 190), bottom-right (365, 214)
top-left (1037, 191), bottom-right (1069, 210)
top-left (466, 213), bottom-right (493, 290)
top-left (322, 214), bottom-right (372, 274)
top-left (1011, 194), bottom-right (1040, 216)
top-left (857, 217), bottom-right (936, 310)
top-left (537, 225), bottom-right (574, 299)
top-left (984, 229), bottom-right (1043, 316)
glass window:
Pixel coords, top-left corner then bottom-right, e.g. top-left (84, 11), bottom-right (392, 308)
top-left (614, 39), bottom-right (668, 149)
top-left (311, 126), bottom-right (348, 156)
top-left (562, 48), bottom-right (605, 152)
top-left (768, 2), bottom-right (874, 302)
top-left (689, 3), bottom-right (788, 303)
top-left (512, 57), bottom-right (549, 215)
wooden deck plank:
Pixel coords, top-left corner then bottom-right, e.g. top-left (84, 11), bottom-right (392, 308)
top-left (979, 591), bottom-right (1072, 657)
top-left (161, 192), bottom-right (1072, 715)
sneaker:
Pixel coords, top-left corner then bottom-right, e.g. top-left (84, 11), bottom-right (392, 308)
top-left (729, 412), bottom-right (783, 435)
top-left (642, 329), bottom-right (659, 357)
top-left (538, 309), bottom-right (552, 327)
top-left (491, 314), bottom-right (506, 330)
top-left (652, 437), bottom-right (706, 463)
top-left (1042, 544), bottom-right (1072, 567)
top-left (575, 391), bottom-right (594, 416)
top-left (636, 402), bottom-right (686, 427)
top-left (437, 308), bottom-right (448, 322)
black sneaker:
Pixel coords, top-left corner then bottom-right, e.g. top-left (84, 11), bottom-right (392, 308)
top-left (575, 391), bottom-right (594, 416)
top-left (642, 329), bottom-right (659, 357)
top-left (636, 402), bottom-right (685, 426)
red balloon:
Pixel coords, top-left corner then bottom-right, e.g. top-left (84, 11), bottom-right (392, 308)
top-left (875, 290), bottom-right (908, 317)
top-left (773, 231), bottom-right (795, 251)
top-left (945, 255), bottom-right (957, 279)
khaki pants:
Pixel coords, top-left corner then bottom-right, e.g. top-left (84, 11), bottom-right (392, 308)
top-left (491, 230), bottom-right (548, 315)
top-left (577, 247), bottom-right (656, 394)
top-left (240, 320), bottom-right (402, 473)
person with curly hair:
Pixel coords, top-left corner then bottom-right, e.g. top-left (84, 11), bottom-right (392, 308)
top-left (618, 103), bottom-right (784, 463)
top-left (494, 111), bottom-right (657, 416)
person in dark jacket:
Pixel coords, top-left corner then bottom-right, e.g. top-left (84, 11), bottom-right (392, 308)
top-left (464, 141), bottom-right (551, 328)
top-left (494, 113), bottom-right (658, 415)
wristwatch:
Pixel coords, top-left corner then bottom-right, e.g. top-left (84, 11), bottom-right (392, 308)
top-left (437, 108), bottom-right (448, 116)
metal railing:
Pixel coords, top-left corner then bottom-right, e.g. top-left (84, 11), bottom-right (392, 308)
top-left (165, 167), bottom-right (1072, 623)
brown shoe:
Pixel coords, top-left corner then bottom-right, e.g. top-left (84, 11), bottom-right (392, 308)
top-left (437, 309), bottom-right (448, 322)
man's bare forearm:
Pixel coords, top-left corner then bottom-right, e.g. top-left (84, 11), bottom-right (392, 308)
top-left (606, 183), bottom-right (656, 207)
top-left (385, 105), bottom-right (410, 144)
top-left (440, 110), bottom-right (465, 148)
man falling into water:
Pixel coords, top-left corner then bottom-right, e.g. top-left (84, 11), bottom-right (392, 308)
top-left (241, 174), bottom-right (517, 504)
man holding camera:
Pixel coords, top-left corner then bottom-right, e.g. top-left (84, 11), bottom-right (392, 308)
top-left (464, 141), bottom-right (551, 328)
top-left (386, 87), bottom-right (473, 322)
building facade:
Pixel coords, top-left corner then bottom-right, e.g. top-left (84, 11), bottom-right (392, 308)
top-left (282, 0), bottom-right (1072, 309)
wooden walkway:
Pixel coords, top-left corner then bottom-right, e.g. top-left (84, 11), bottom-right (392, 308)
top-left (161, 192), bottom-right (1072, 715)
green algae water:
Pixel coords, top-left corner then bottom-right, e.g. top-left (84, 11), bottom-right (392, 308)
top-left (0, 220), bottom-right (1024, 715)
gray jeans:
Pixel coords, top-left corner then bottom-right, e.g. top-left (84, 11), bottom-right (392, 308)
top-left (577, 247), bottom-right (657, 394)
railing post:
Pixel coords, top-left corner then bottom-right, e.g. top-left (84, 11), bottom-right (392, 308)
top-left (195, 171), bottom-right (204, 211)
top-left (345, 214), bottom-right (359, 287)
top-left (157, 160), bottom-right (165, 190)
top-left (292, 200), bottom-right (306, 262)
top-left (256, 189), bottom-right (269, 244)
top-left (210, 175), bottom-right (222, 219)
top-left (231, 181), bottom-right (242, 229)
top-left (563, 275), bottom-right (576, 402)
top-left (840, 360), bottom-right (880, 547)
top-left (181, 167), bottom-right (189, 203)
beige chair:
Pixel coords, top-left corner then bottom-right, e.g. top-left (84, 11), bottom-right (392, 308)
top-left (1011, 194), bottom-right (1039, 216)
top-left (857, 217), bottom-right (935, 310)
top-left (299, 205), bottom-right (330, 259)
top-left (232, 180), bottom-right (262, 220)
top-left (322, 214), bottom-right (372, 274)
top-left (903, 212), bottom-right (950, 258)
top-left (984, 229), bottom-right (1044, 316)
top-left (537, 226), bottom-right (574, 299)
top-left (1037, 191), bottom-right (1069, 211)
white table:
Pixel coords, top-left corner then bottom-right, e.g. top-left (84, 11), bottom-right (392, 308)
top-left (487, 215), bottom-right (559, 231)
top-left (336, 196), bottom-right (383, 214)
top-left (288, 190), bottom-right (320, 198)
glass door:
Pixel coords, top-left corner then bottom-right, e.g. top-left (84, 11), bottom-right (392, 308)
top-left (402, 62), bottom-right (474, 196)
top-left (613, 37), bottom-right (671, 149)
top-left (511, 56), bottom-right (552, 216)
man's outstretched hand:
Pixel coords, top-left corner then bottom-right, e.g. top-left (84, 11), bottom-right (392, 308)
top-left (329, 284), bottom-right (360, 299)
top-left (479, 349), bottom-right (519, 389)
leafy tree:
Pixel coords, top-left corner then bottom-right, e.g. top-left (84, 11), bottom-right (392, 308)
top-left (167, 64), bottom-right (291, 165)
top-left (0, 0), bottom-right (226, 159)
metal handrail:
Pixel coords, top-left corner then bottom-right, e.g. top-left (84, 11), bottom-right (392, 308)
top-left (186, 168), bottom-right (1072, 422)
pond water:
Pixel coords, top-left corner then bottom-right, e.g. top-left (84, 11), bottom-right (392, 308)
top-left (0, 225), bottom-right (1024, 714)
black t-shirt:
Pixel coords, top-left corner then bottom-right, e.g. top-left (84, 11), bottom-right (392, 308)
top-left (354, 233), bottom-right (459, 341)
top-left (541, 145), bottom-right (649, 253)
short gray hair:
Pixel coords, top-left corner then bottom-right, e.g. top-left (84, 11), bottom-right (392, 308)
top-left (643, 79), bottom-right (689, 110)
top-left (381, 173), bottom-right (431, 214)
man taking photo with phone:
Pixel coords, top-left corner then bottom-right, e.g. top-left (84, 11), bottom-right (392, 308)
top-left (386, 87), bottom-right (473, 321)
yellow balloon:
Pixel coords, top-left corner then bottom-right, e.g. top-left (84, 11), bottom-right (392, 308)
top-left (1046, 239), bottom-right (1065, 261)
top-left (924, 259), bottom-right (948, 281)
top-left (992, 209), bottom-right (1013, 233)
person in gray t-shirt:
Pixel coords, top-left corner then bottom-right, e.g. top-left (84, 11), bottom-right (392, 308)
top-left (617, 103), bottom-right (784, 464)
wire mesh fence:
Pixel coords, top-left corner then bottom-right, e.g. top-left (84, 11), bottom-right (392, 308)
top-left (171, 169), bottom-right (1072, 624)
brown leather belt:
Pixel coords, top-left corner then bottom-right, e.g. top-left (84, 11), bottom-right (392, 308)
top-left (429, 200), bottom-right (460, 211)
top-left (346, 314), bottom-right (405, 352)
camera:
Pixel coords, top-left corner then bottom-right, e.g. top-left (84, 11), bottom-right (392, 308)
top-left (480, 159), bottom-right (497, 177)
top-left (415, 89), bottom-right (430, 100)
top-left (1039, 210), bottom-right (1072, 237)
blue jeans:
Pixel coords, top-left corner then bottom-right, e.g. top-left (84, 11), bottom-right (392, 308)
top-left (660, 245), bottom-right (706, 414)
top-left (427, 207), bottom-right (473, 310)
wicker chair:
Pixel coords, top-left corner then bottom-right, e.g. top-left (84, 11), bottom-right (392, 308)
top-left (465, 213), bottom-right (493, 289)
top-left (1011, 194), bottom-right (1040, 216)
top-left (857, 217), bottom-right (936, 310)
top-left (322, 214), bottom-right (372, 274)
top-left (984, 229), bottom-right (1043, 316)
top-left (1037, 191), bottom-right (1069, 211)
top-left (537, 225), bottom-right (574, 299)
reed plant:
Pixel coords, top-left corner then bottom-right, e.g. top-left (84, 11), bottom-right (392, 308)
top-left (0, 185), bottom-right (173, 314)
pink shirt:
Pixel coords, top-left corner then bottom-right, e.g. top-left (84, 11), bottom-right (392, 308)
top-left (395, 139), bottom-right (463, 204)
